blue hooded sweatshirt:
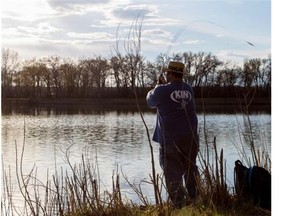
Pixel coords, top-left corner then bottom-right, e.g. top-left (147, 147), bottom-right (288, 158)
top-left (146, 81), bottom-right (198, 145)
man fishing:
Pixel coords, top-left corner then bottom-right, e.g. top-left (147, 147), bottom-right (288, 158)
top-left (146, 61), bottom-right (199, 208)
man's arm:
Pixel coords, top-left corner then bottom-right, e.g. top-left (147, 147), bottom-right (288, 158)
top-left (146, 87), bottom-right (158, 108)
top-left (147, 73), bottom-right (167, 108)
top-left (158, 73), bottom-right (166, 85)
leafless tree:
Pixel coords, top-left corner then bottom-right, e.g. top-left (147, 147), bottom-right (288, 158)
top-left (60, 58), bottom-right (79, 97)
top-left (216, 66), bottom-right (241, 87)
top-left (144, 61), bottom-right (160, 87)
top-left (17, 58), bottom-right (45, 97)
top-left (259, 56), bottom-right (271, 89)
top-left (242, 58), bottom-right (261, 87)
top-left (78, 56), bottom-right (111, 97)
top-left (188, 52), bottom-right (223, 87)
top-left (1, 48), bottom-right (19, 97)
top-left (110, 56), bottom-right (123, 90)
top-left (41, 56), bottom-right (64, 97)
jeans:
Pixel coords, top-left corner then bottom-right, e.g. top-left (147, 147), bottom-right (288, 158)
top-left (159, 134), bottom-right (199, 208)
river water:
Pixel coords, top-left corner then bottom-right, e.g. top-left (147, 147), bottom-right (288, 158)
top-left (1, 107), bottom-right (271, 211)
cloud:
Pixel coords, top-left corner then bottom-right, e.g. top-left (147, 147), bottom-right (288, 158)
top-left (18, 22), bottom-right (60, 35)
top-left (47, 0), bottom-right (110, 12)
top-left (143, 29), bottom-right (172, 39)
top-left (98, 4), bottom-right (169, 29)
top-left (217, 49), bottom-right (271, 64)
top-left (2, 0), bottom-right (56, 21)
top-left (183, 40), bottom-right (205, 45)
top-left (67, 32), bottom-right (114, 42)
top-left (112, 5), bottom-right (154, 20)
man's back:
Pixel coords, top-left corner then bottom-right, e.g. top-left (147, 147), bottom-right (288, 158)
top-left (147, 80), bottom-right (198, 143)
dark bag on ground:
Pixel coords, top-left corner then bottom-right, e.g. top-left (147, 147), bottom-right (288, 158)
top-left (234, 160), bottom-right (271, 210)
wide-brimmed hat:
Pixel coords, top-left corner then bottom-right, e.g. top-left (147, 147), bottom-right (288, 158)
top-left (164, 61), bottom-right (186, 74)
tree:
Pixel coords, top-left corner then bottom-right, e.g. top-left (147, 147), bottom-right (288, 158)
top-left (155, 53), bottom-right (170, 70)
top-left (1, 48), bottom-right (19, 97)
top-left (37, 58), bottom-right (52, 97)
top-left (144, 61), bottom-right (160, 87)
top-left (93, 56), bottom-right (110, 89)
top-left (78, 58), bottom-right (96, 97)
top-left (182, 51), bottom-right (194, 75)
top-left (60, 58), bottom-right (79, 97)
top-left (110, 56), bottom-right (122, 90)
top-left (78, 56), bottom-right (111, 97)
top-left (241, 58), bottom-right (261, 87)
top-left (43, 56), bottom-right (64, 97)
top-left (135, 56), bottom-right (146, 91)
top-left (18, 59), bottom-right (46, 97)
top-left (216, 65), bottom-right (241, 87)
top-left (259, 56), bottom-right (271, 89)
top-left (188, 52), bottom-right (223, 87)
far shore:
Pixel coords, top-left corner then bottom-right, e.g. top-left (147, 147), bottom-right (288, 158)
top-left (2, 97), bottom-right (271, 114)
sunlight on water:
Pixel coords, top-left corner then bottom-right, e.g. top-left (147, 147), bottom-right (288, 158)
top-left (1, 110), bottom-right (271, 209)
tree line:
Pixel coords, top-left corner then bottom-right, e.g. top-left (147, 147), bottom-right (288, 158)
top-left (1, 48), bottom-right (271, 99)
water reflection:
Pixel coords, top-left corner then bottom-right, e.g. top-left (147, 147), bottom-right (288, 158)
top-left (1, 100), bottom-right (271, 116)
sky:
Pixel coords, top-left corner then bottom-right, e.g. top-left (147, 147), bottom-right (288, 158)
top-left (1, 0), bottom-right (272, 65)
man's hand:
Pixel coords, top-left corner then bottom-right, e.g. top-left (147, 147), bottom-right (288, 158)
top-left (158, 73), bottom-right (166, 84)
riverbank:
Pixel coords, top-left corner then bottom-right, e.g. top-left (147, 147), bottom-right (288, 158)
top-left (2, 97), bottom-right (271, 113)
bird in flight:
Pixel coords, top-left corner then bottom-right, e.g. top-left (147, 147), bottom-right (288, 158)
top-left (246, 41), bottom-right (255, 47)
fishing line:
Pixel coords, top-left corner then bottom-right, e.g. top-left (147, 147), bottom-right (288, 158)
top-left (190, 19), bottom-right (256, 47)
top-left (162, 19), bottom-right (255, 66)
